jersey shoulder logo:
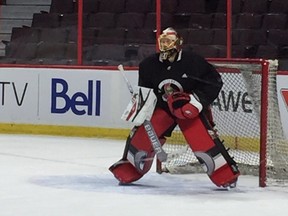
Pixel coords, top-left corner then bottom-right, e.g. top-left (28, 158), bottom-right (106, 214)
top-left (182, 73), bottom-right (188, 78)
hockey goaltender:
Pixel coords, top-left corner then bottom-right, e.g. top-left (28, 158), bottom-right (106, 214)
top-left (109, 27), bottom-right (240, 189)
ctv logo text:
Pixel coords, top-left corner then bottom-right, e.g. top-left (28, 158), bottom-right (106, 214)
top-left (51, 78), bottom-right (101, 116)
top-left (281, 88), bottom-right (288, 111)
top-left (0, 81), bottom-right (28, 106)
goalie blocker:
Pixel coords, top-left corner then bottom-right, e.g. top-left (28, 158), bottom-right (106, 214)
top-left (109, 108), bottom-right (240, 188)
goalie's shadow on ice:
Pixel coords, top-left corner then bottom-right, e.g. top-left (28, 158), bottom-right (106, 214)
top-left (28, 173), bottom-right (236, 195)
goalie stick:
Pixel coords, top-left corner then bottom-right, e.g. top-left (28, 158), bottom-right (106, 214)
top-left (118, 64), bottom-right (168, 162)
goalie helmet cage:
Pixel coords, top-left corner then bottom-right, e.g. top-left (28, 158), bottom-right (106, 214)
top-left (156, 58), bottom-right (288, 187)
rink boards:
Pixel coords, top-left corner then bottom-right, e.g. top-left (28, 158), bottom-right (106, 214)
top-left (0, 66), bottom-right (287, 141)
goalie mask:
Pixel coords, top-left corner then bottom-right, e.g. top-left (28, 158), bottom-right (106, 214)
top-left (158, 27), bottom-right (183, 61)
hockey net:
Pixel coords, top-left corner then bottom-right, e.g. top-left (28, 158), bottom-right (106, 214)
top-left (156, 58), bottom-right (288, 187)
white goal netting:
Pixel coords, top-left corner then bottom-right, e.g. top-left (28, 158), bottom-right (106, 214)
top-left (157, 59), bottom-right (288, 187)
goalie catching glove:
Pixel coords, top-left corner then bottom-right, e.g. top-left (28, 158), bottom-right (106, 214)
top-left (167, 92), bottom-right (203, 119)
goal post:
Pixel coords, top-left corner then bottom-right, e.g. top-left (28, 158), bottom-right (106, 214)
top-left (156, 58), bottom-right (288, 187)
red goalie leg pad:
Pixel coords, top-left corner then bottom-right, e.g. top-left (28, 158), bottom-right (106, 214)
top-left (177, 116), bottom-right (240, 187)
top-left (109, 160), bottom-right (145, 184)
top-left (109, 108), bottom-right (175, 184)
top-left (210, 164), bottom-right (240, 187)
top-left (177, 117), bottom-right (214, 151)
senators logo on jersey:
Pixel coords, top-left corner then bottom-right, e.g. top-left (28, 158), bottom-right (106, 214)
top-left (158, 79), bottom-right (183, 101)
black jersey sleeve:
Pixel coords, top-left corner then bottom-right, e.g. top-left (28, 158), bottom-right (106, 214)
top-left (192, 59), bottom-right (223, 107)
top-left (138, 57), bottom-right (154, 88)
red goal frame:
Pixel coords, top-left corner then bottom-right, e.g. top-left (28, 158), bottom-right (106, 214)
top-left (156, 58), bottom-right (270, 187)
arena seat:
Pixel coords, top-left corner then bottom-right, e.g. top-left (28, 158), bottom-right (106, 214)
top-left (256, 45), bottom-right (278, 58)
top-left (231, 45), bottom-right (246, 58)
top-left (261, 13), bottom-right (287, 30)
top-left (215, 0), bottom-right (243, 13)
top-left (60, 13), bottom-right (83, 28)
top-left (243, 45), bottom-right (258, 58)
top-left (67, 27), bottom-right (99, 46)
top-left (116, 13), bottom-right (145, 29)
top-left (5, 42), bottom-right (38, 60)
top-left (82, 28), bottom-right (99, 46)
top-left (83, 0), bottom-right (98, 14)
top-left (205, 0), bottom-right (221, 13)
top-left (226, 45), bottom-right (258, 58)
top-left (187, 29), bottom-right (214, 45)
top-left (65, 42), bottom-right (77, 60)
top-left (126, 0), bottom-right (153, 13)
top-left (172, 13), bottom-right (191, 29)
top-left (190, 44), bottom-right (220, 58)
top-left (50, 0), bottom-right (76, 14)
top-left (278, 46), bottom-right (288, 58)
top-left (217, 45), bottom-right (228, 58)
top-left (188, 13), bottom-right (212, 29)
top-left (36, 42), bottom-right (67, 60)
top-left (151, 0), bottom-right (178, 13)
top-left (11, 27), bottom-right (40, 43)
top-left (269, 0), bottom-right (288, 13)
top-left (267, 29), bottom-right (288, 46)
top-left (86, 12), bottom-right (115, 28)
top-left (32, 13), bottom-right (61, 28)
top-left (97, 0), bottom-right (126, 13)
top-left (211, 13), bottom-right (237, 29)
top-left (212, 29), bottom-right (227, 45)
top-left (175, 0), bottom-right (206, 14)
top-left (95, 28), bottom-right (126, 44)
top-left (175, 28), bottom-right (190, 43)
top-left (236, 13), bottom-right (262, 29)
top-left (137, 44), bottom-right (156, 60)
top-left (39, 28), bottom-right (68, 43)
top-left (233, 29), bottom-right (267, 45)
top-left (2, 0), bottom-right (288, 65)
top-left (124, 44), bottom-right (139, 61)
top-left (144, 12), bottom-right (173, 29)
top-left (241, 0), bottom-right (269, 14)
top-left (91, 44), bottom-right (126, 62)
top-left (211, 13), bottom-right (226, 29)
top-left (125, 29), bottom-right (156, 44)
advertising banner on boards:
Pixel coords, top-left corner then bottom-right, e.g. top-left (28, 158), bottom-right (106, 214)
top-left (0, 67), bottom-right (287, 140)
top-left (277, 73), bottom-right (288, 139)
top-left (0, 67), bottom-right (137, 128)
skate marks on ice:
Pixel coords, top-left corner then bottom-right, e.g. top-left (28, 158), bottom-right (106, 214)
top-left (29, 172), bottom-right (256, 197)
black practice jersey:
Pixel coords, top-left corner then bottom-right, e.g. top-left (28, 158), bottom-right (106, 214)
top-left (138, 50), bottom-right (223, 112)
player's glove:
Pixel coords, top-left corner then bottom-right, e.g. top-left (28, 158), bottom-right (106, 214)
top-left (167, 92), bottom-right (203, 119)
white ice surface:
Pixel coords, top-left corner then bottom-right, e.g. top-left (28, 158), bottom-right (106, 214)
top-left (0, 134), bottom-right (288, 216)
